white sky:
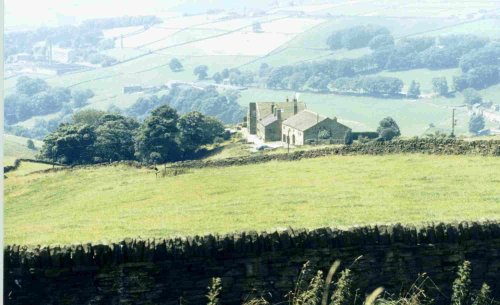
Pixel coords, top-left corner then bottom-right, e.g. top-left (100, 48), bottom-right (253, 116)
top-left (4, 0), bottom-right (183, 30)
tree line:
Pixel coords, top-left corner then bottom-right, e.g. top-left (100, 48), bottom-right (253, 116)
top-left (39, 106), bottom-right (226, 165)
top-left (236, 26), bottom-right (500, 95)
top-left (125, 85), bottom-right (245, 124)
top-left (5, 77), bottom-right (94, 125)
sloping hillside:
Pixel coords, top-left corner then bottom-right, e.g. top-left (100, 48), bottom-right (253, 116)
top-left (3, 134), bottom-right (42, 166)
top-left (5, 154), bottom-right (499, 245)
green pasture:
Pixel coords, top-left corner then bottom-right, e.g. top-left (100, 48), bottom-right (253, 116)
top-left (5, 154), bottom-right (499, 245)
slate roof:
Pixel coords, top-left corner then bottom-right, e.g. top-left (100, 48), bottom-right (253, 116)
top-left (282, 110), bottom-right (328, 131)
top-left (256, 101), bottom-right (305, 120)
top-left (259, 113), bottom-right (279, 127)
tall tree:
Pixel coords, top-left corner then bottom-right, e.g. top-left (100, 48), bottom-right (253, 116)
top-left (39, 124), bottom-right (96, 164)
top-left (93, 115), bottom-right (139, 162)
top-left (134, 105), bottom-right (180, 163)
top-left (432, 77), bottom-right (449, 96)
top-left (177, 111), bottom-right (224, 155)
top-left (377, 117), bottom-right (401, 141)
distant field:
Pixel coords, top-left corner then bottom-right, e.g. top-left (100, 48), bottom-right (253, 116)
top-left (239, 87), bottom-right (468, 136)
top-left (411, 18), bottom-right (500, 39)
top-left (3, 134), bottom-right (42, 166)
top-left (377, 68), bottom-right (462, 93)
top-left (5, 154), bottom-right (499, 245)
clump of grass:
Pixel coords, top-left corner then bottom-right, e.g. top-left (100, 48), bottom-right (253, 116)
top-left (330, 269), bottom-right (353, 305)
top-left (451, 261), bottom-right (472, 305)
top-left (471, 284), bottom-right (492, 305)
top-left (377, 274), bottom-right (433, 305)
top-left (237, 260), bottom-right (495, 305)
top-left (207, 277), bottom-right (222, 305)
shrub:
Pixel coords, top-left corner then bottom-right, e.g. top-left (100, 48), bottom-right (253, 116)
top-left (451, 261), bottom-right (472, 305)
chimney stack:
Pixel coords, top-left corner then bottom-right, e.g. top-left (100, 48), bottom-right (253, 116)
top-left (276, 109), bottom-right (282, 120)
top-left (271, 103), bottom-right (275, 115)
top-left (293, 99), bottom-right (298, 114)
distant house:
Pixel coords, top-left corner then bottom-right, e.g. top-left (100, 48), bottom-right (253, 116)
top-left (247, 98), bottom-right (306, 135)
top-left (248, 98), bottom-right (352, 145)
top-left (282, 110), bottom-right (351, 146)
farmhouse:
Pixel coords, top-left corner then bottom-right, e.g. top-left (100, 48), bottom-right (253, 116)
top-left (282, 110), bottom-right (351, 145)
top-left (247, 98), bottom-right (306, 136)
top-left (248, 98), bottom-right (352, 145)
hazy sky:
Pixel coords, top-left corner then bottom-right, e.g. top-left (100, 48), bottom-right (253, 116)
top-left (4, 0), bottom-right (183, 30)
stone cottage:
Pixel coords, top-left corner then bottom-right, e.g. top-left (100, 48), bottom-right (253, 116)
top-left (247, 98), bottom-right (306, 136)
top-left (282, 110), bottom-right (351, 146)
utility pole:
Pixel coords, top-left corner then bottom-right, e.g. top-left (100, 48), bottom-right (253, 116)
top-left (451, 108), bottom-right (456, 137)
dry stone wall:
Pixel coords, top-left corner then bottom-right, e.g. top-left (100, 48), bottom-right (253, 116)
top-left (171, 139), bottom-right (500, 169)
top-left (4, 222), bottom-right (500, 305)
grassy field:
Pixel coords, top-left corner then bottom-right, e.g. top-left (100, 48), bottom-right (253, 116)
top-left (3, 134), bottom-right (42, 166)
top-left (4, 154), bottom-right (500, 245)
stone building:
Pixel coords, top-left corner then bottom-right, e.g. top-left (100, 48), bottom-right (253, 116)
top-left (282, 110), bottom-right (351, 146)
top-left (257, 107), bottom-right (283, 141)
top-left (247, 98), bottom-right (306, 135)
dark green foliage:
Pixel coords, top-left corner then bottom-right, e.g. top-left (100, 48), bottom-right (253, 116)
top-left (194, 65), bottom-right (209, 80)
top-left (377, 117), bottom-right (401, 141)
top-left (71, 89), bottom-right (95, 108)
top-left (407, 80), bottom-right (421, 98)
top-left (177, 112), bottom-right (224, 155)
top-left (169, 58), bottom-right (183, 72)
top-left (27, 139), bottom-right (36, 150)
top-left (39, 124), bottom-right (97, 164)
top-left (468, 114), bottom-right (485, 135)
top-left (134, 105), bottom-right (180, 163)
top-left (463, 89), bottom-right (482, 105)
top-left (451, 261), bottom-right (472, 305)
top-left (432, 77), bottom-right (449, 96)
top-left (93, 115), bottom-right (140, 162)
